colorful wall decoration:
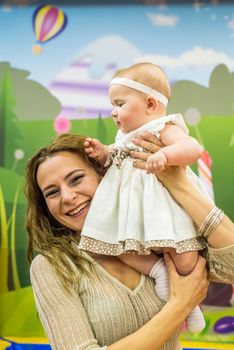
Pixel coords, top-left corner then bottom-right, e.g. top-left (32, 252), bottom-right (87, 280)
top-left (0, 1), bottom-right (233, 347)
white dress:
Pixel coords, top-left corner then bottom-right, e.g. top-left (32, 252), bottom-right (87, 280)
top-left (78, 114), bottom-right (209, 255)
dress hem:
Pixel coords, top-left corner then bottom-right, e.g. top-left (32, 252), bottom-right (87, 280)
top-left (78, 236), bottom-right (206, 255)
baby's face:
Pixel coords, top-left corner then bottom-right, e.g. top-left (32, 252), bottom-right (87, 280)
top-left (109, 84), bottom-right (149, 133)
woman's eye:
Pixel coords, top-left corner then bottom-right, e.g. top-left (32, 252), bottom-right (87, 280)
top-left (70, 175), bottom-right (84, 185)
top-left (45, 189), bottom-right (59, 198)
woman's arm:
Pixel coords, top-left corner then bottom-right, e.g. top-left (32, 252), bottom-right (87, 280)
top-left (132, 132), bottom-right (234, 249)
top-left (158, 168), bottom-right (234, 249)
top-left (31, 253), bottom-right (208, 350)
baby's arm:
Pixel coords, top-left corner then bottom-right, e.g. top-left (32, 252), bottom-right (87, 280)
top-left (146, 124), bottom-right (202, 172)
top-left (84, 138), bottom-right (109, 166)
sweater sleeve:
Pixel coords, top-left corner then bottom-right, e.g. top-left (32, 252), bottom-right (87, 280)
top-left (30, 254), bottom-right (107, 350)
top-left (203, 244), bottom-right (234, 283)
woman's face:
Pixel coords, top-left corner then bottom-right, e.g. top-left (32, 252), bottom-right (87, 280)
top-left (37, 151), bottom-right (102, 233)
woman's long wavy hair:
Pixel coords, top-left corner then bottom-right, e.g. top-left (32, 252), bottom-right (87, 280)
top-left (25, 133), bottom-right (102, 289)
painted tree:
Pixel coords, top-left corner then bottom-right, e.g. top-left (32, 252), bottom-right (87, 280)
top-left (0, 63), bottom-right (22, 169)
top-left (0, 65), bottom-right (22, 292)
top-left (0, 69), bottom-right (5, 166)
top-left (168, 64), bottom-right (234, 116)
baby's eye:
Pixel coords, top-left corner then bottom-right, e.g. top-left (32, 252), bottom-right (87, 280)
top-left (118, 102), bottom-right (124, 107)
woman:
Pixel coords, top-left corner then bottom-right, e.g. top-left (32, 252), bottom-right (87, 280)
top-left (25, 133), bottom-right (234, 350)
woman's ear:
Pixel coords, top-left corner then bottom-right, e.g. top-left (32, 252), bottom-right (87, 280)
top-left (146, 96), bottom-right (158, 113)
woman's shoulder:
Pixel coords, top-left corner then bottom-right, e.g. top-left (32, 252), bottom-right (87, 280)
top-left (30, 254), bottom-right (66, 293)
top-left (31, 253), bottom-right (48, 266)
top-left (30, 254), bottom-right (54, 276)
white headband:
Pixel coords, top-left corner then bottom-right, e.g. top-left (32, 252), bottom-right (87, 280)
top-left (110, 77), bottom-right (168, 106)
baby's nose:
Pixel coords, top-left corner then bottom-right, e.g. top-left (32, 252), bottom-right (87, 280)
top-left (111, 107), bottom-right (118, 117)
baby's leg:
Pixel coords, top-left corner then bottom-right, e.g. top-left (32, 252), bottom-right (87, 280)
top-left (166, 248), bottom-right (199, 276)
top-left (119, 252), bottom-right (160, 275)
top-left (165, 248), bottom-right (205, 333)
top-left (119, 252), bottom-right (169, 301)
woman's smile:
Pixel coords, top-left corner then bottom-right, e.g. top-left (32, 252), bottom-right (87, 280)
top-left (66, 200), bottom-right (91, 217)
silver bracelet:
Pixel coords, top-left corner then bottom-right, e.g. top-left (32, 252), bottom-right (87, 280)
top-left (198, 207), bottom-right (225, 240)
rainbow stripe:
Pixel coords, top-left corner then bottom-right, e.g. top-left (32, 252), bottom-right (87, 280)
top-left (197, 150), bottom-right (214, 200)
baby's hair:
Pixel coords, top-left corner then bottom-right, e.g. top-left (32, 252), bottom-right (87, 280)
top-left (113, 62), bottom-right (171, 100)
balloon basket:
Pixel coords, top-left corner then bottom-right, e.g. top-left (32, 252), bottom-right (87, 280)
top-left (32, 44), bottom-right (43, 55)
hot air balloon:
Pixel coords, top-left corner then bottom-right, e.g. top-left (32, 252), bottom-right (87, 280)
top-left (32, 5), bottom-right (68, 55)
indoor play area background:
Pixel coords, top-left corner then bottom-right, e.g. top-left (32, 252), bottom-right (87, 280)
top-left (0, 1), bottom-right (234, 349)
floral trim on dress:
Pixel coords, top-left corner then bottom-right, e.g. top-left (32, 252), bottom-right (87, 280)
top-left (104, 145), bottom-right (147, 168)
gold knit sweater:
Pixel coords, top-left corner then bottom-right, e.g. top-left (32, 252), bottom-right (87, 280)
top-left (30, 244), bottom-right (234, 350)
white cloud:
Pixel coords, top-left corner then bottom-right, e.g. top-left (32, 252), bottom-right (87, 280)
top-left (2, 5), bottom-right (12, 12)
top-left (148, 13), bottom-right (179, 27)
top-left (134, 46), bottom-right (234, 70)
top-left (227, 18), bottom-right (234, 30)
top-left (73, 35), bottom-right (234, 86)
top-left (75, 35), bottom-right (141, 78)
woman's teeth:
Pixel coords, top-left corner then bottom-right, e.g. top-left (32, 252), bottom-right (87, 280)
top-left (68, 201), bottom-right (89, 216)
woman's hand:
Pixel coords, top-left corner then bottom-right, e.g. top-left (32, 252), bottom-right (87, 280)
top-left (132, 132), bottom-right (189, 190)
top-left (153, 165), bottom-right (188, 190)
top-left (164, 253), bottom-right (208, 312)
top-left (131, 132), bottom-right (163, 169)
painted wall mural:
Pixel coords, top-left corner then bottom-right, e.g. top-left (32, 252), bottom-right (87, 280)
top-left (0, 2), bottom-right (233, 347)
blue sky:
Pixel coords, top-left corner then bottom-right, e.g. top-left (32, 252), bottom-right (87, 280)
top-left (0, 3), bottom-right (234, 87)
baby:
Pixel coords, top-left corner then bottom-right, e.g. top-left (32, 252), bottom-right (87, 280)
top-left (79, 62), bottom-right (209, 333)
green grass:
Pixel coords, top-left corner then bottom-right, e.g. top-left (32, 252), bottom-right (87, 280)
top-left (0, 184), bottom-right (21, 294)
top-left (10, 185), bottom-right (21, 289)
top-left (0, 186), bottom-right (8, 293)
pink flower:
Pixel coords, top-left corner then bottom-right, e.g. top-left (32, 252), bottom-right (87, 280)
top-left (54, 116), bottom-right (71, 134)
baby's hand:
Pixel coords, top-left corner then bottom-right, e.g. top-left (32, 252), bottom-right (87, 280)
top-left (146, 151), bottom-right (168, 173)
top-left (84, 138), bottom-right (103, 158)
top-left (84, 138), bottom-right (108, 165)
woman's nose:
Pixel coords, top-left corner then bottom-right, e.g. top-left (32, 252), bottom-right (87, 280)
top-left (61, 188), bottom-right (77, 203)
